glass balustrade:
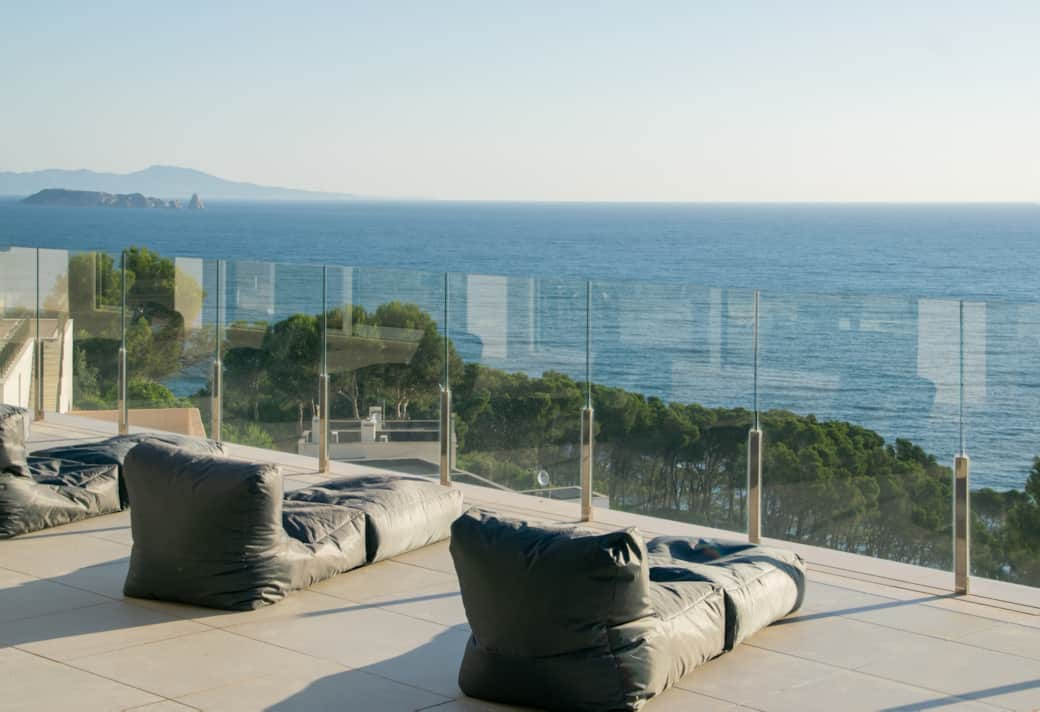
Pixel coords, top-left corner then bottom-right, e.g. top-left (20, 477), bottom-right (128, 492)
top-left (1, 242), bottom-right (1037, 593)
top-left (758, 290), bottom-right (958, 572)
top-left (448, 271), bottom-right (587, 499)
top-left (965, 298), bottom-right (1040, 590)
top-left (219, 258), bottom-right (323, 452)
top-left (322, 264), bottom-right (447, 473)
top-left (590, 279), bottom-right (756, 530)
top-left (122, 248), bottom-right (219, 438)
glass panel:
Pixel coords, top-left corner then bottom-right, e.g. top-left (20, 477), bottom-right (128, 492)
top-left (221, 258), bottom-right (323, 452)
top-left (123, 247), bottom-right (218, 437)
top-left (759, 291), bottom-right (957, 571)
top-left (0, 247), bottom-right (38, 410)
top-left (448, 271), bottom-right (586, 499)
top-left (36, 248), bottom-right (126, 425)
top-left (967, 299), bottom-right (1040, 589)
top-left (319, 265), bottom-right (447, 471)
top-left (591, 280), bottom-right (755, 529)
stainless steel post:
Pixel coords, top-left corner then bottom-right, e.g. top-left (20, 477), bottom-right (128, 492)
top-left (34, 341), bottom-right (45, 421)
top-left (117, 346), bottom-right (128, 434)
top-left (581, 406), bottom-right (594, 522)
top-left (954, 454), bottom-right (970, 594)
top-left (440, 387), bottom-right (452, 485)
top-left (212, 259), bottom-right (223, 442)
top-left (118, 251), bottom-right (128, 434)
top-left (748, 428), bottom-right (762, 544)
top-left (318, 373), bottom-right (330, 473)
top-left (318, 265), bottom-right (330, 473)
top-left (211, 359), bottom-right (222, 442)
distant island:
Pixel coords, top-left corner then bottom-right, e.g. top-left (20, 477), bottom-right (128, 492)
top-left (0, 165), bottom-right (359, 201)
top-left (22, 189), bottom-right (205, 209)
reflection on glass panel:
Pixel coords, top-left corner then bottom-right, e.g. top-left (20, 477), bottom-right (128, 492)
top-left (221, 259), bottom-right (322, 452)
top-left (315, 265), bottom-right (447, 472)
top-left (759, 291), bottom-right (956, 570)
top-left (967, 300), bottom-right (1040, 588)
top-left (591, 280), bottom-right (754, 530)
top-left (0, 247), bottom-right (38, 409)
top-left (31, 249), bottom-right (125, 425)
top-left (123, 247), bottom-right (218, 438)
top-left (448, 272), bottom-right (585, 498)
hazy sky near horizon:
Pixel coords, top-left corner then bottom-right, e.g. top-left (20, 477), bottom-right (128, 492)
top-left (2, 2), bottom-right (1038, 202)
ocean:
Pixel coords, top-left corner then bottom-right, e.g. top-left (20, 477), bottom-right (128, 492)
top-left (2, 199), bottom-right (1039, 490)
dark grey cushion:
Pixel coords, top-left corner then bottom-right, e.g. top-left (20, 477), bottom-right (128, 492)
top-left (647, 537), bottom-right (806, 650)
top-left (122, 440), bottom-right (366, 610)
top-left (31, 431), bottom-right (225, 508)
top-left (285, 474), bottom-right (464, 563)
top-left (449, 509), bottom-right (726, 712)
top-left (1, 404), bottom-right (121, 538)
top-left (0, 404), bottom-right (28, 476)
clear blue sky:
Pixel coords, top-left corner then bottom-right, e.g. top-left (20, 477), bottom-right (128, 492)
top-left (2, 1), bottom-right (1037, 201)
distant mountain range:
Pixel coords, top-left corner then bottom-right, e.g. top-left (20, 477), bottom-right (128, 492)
top-left (0, 165), bottom-right (359, 201)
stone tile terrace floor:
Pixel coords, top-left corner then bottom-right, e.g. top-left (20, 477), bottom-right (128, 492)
top-left (2, 414), bottom-right (1039, 712)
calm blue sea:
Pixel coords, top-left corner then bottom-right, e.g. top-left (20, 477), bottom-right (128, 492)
top-left (2, 199), bottom-right (1039, 490)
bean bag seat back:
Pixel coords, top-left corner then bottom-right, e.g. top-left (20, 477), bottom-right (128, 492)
top-left (450, 509), bottom-right (726, 712)
top-left (122, 440), bottom-right (366, 610)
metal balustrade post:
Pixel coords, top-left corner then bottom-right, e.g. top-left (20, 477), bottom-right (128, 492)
top-left (318, 373), bottom-right (330, 473)
top-left (748, 429), bottom-right (762, 544)
top-left (318, 265), bottom-right (330, 473)
top-left (211, 259), bottom-right (224, 442)
top-left (954, 300), bottom-right (970, 594)
top-left (211, 359), bottom-right (222, 442)
top-left (581, 406), bottom-right (594, 522)
top-left (954, 454), bottom-right (970, 594)
top-left (118, 251), bottom-right (128, 435)
top-left (748, 290), bottom-right (762, 543)
top-left (440, 386), bottom-right (452, 486)
top-left (33, 249), bottom-right (44, 421)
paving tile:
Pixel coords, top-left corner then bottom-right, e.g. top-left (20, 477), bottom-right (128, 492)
top-left (311, 559), bottom-right (456, 602)
top-left (859, 633), bottom-right (1040, 710)
top-left (676, 644), bottom-right (841, 708)
top-left (228, 604), bottom-right (470, 697)
top-left (368, 580), bottom-right (468, 629)
top-left (761, 668), bottom-right (1004, 712)
top-left (126, 702), bottom-right (201, 711)
top-left (74, 628), bottom-right (327, 699)
top-left (0, 646), bottom-right (160, 711)
top-left (848, 596), bottom-right (1000, 640)
top-left (393, 540), bottom-right (456, 574)
top-left (0, 531), bottom-right (129, 577)
top-left (748, 614), bottom-right (922, 670)
top-left (179, 664), bottom-right (448, 711)
top-left (0, 567), bottom-right (108, 623)
top-left (956, 621), bottom-right (1040, 661)
top-left (0, 600), bottom-right (207, 661)
top-left (797, 579), bottom-right (899, 616)
top-left (46, 558), bottom-right (130, 599)
top-left (645, 687), bottom-right (741, 710)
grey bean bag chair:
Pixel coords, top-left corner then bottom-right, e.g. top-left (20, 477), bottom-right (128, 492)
top-left (1, 404), bottom-right (121, 538)
top-left (450, 510), bottom-right (727, 712)
top-left (647, 537), bottom-right (806, 650)
top-left (122, 440), bottom-right (464, 610)
top-left (31, 430), bottom-right (225, 508)
top-left (122, 440), bottom-right (367, 610)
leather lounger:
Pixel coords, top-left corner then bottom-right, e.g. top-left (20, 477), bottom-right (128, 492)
top-left (1, 404), bottom-right (121, 538)
top-left (450, 509), bottom-right (806, 712)
top-left (122, 440), bottom-right (464, 610)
